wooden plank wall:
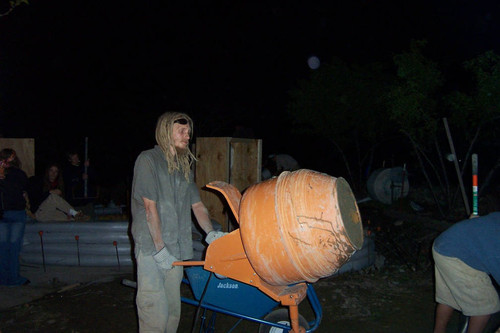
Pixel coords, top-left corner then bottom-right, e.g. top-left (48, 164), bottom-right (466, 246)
top-left (195, 137), bottom-right (262, 231)
top-left (195, 137), bottom-right (231, 229)
top-left (229, 138), bottom-right (262, 192)
top-left (0, 138), bottom-right (35, 177)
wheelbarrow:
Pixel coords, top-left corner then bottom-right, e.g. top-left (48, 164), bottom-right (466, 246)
top-left (179, 265), bottom-right (322, 332)
top-left (174, 169), bottom-right (364, 333)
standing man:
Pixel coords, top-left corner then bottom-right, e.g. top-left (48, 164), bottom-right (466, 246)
top-left (432, 212), bottom-right (500, 333)
top-left (131, 112), bottom-right (224, 332)
top-left (63, 151), bottom-right (92, 205)
top-left (0, 148), bottom-right (29, 286)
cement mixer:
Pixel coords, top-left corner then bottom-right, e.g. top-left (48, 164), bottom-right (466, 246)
top-left (175, 169), bottom-right (364, 333)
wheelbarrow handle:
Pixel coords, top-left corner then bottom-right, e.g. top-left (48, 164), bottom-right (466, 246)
top-left (172, 261), bottom-right (205, 266)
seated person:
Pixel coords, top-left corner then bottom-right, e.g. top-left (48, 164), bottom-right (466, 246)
top-left (27, 163), bottom-right (89, 222)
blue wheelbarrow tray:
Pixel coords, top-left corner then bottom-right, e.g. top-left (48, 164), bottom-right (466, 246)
top-left (182, 266), bottom-right (322, 332)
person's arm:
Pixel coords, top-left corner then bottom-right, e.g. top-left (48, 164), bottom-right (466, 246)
top-left (192, 201), bottom-right (228, 244)
top-left (82, 159), bottom-right (92, 180)
top-left (50, 189), bottom-right (63, 196)
top-left (0, 166), bottom-right (5, 180)
top-left (143, 197), bottom-right (164, 252)
top-left (143, 196), bottom-right (177, 269)
top-left (192, 201), bottom-right (214, 234)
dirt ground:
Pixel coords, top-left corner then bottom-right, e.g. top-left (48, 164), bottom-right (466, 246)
top-left (1, 203), bottom-right (499, 332)
top-left (0, 264), bottom-right (439, 333)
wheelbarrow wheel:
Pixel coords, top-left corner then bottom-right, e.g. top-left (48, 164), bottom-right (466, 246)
top-left (258, 308), bottom-right (309, 333)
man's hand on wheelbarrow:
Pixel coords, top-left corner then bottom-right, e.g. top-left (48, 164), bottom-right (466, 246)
top-left (153, 246), bottom-right (178, 270)
top-left (205, 231), bottom-right (228, 244)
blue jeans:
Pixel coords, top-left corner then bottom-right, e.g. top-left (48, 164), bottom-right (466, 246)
top-left (0, 210), bottom-right (28, 285)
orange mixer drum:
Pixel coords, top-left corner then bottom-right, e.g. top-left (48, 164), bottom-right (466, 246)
top-left (239, 169), bottom-right (363, 286)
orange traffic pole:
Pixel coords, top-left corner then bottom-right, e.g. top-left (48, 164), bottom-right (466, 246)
top-left (472, 154), bottom-right (478, 216)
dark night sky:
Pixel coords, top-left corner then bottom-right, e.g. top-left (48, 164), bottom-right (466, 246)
top-left (1, 1), bottom-right (499, 183)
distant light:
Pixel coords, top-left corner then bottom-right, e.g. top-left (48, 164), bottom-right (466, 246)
top-left (307, 56), bottom-right (320, 70)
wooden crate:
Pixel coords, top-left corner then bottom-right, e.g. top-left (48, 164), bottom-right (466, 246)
top-left (195, 137), bottom-right (262, 231)
top-left (0, 138), bottom-right (35, 177)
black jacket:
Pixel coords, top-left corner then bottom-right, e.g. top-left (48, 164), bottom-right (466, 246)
top-left (0, 167), bottom-right (28, 211)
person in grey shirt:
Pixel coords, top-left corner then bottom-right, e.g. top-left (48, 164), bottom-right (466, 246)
top-left (131, 112), bottom-right (225, 332)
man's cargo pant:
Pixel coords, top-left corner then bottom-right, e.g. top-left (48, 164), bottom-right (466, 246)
top-left (135, 247), bottom-right (184, 333)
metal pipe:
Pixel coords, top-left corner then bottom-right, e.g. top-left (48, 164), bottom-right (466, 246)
top-left (75, 235), bottom-right (80, 266)
top-left (84, 137), bottom-right (88, 198)
top-left (38, 231), bottom-right (46, 272)
top-left (113, 241), bottom-right (120, 270)
top-left (173, 261), bottom-right (205, 266)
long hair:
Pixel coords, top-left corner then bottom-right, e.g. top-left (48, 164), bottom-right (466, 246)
top-left (0, 148), bottom-right (21, 169)
top-left (155, 112), bottom-right (196, 181)
top-left (42, 163), bottom-right (65, 195)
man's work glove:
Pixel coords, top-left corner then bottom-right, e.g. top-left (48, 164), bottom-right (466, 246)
top-left (205, 231), bottom-right (228, 244)
top-left (152, 246), bottom-right (177, 270)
